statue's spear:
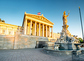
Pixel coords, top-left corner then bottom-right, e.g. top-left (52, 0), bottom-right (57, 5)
top-left (68, 11), bottom-right (70, 15)
top-left (79, 7), bottom-right (84, 42)
top-left (67, 11), bottom-right (70, 20)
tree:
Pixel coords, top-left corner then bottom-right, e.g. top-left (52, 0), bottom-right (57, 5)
top-left (79, 38), bottom-right (83, 43)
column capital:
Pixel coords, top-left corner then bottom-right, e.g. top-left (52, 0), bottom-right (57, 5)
top-left (42, 24), bottom-right (44, 25)
top-left (25, 18), bottom-right (27, 21)
top-left (30, 20), bottom-right (32, 21)
top-left (52, 26), bottom-right (53, 28)
top-left (46, 24), bottom-right (48, 26)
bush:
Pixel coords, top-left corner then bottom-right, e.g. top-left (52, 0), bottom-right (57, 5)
top-left (79, 38), bottom-right (83, 43)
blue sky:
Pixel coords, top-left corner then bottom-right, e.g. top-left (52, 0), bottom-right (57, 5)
top-left (0, 0), bottom-right (84, 38)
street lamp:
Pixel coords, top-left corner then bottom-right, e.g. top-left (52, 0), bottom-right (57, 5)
top-left (79, 7), bottom-right (84, 43)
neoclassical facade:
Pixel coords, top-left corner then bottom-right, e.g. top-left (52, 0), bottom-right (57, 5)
top-left (0, 12), bottom-right (60, 41)
top-left (22, 12), bottom-right (54, 38)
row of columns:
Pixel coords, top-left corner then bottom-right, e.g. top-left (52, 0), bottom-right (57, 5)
top-left (0, 26), bottom-right (14, 35)
top-left (24, 19), bottom-right (53, 38)
top-left (6, 27), bottom-right (14, 35)
top-left (0, 26), bottom-right (1, 34)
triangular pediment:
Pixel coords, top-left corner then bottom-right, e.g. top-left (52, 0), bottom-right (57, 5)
top-left (25, 13), bottom-right (54, 25)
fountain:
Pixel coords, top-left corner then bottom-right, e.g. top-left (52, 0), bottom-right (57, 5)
top-left (45, 11), bottom-right (81, 55)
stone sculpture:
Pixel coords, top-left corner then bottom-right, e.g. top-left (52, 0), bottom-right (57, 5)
top-left (55, 11), bottom-right (80, 50)
top-left (63, 11), bottom-right (69, 25)
top-left (62, 11), bottom-right (71, 36)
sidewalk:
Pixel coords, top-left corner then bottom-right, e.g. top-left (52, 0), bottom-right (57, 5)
top-left (0, 48), bottom-right (72, 61)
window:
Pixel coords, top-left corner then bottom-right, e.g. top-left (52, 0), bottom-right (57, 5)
top-left (9, 31), bottom-right (11, 35)
top-left (2, 30), bottom-right (5, 34)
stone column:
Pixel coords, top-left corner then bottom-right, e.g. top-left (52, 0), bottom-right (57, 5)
top-left (42, 24), bottom-right (44, 37)
top-left (24, 19), bottom-right (27, 35)
top-left (49, 26), bottom-right (50, 37)
top-left (12, 27), bottom-right (14, 35)
top-left (30, 20), bottom-right (32, 35)
top-left (51, 26), bottom-right (53, 38)
top-left (0, 26), bottom-right (1, 34)
top-left (39, 23), bottom-right (40, 36)
top-left (6, 26), bottom-right (8, 35)
top-left (26, 23), bottom-right (28, 35)
top-left (35, 22), bottom-right (36, 36)
top-left (46, 25), bottom-right (47, 37)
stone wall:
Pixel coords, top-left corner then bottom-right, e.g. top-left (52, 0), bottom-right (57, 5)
top-left (14, 35), bottom-right (49, 49)
top-left (0, 35), bottom-right (14, 49)
top-left (0, 34), bottom-right (49, 49)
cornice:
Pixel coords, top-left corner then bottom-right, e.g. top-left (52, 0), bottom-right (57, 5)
top-left (24, 13), bottom-right (54, 25)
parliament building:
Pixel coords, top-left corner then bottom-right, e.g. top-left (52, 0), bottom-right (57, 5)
top-left (0, 12), bottom-right (60, 49)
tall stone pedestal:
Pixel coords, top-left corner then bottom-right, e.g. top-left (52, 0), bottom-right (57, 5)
top-left (62, 25), bottom-right (71, 36)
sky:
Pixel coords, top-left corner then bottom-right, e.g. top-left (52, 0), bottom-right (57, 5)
top-left (0, 0), bottom-right (84, 39)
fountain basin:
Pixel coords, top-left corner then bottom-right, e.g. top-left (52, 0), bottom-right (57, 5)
top-left (44, 43), bottom-right (81, 55)
top-left (44, 48), bottom-right (81, 55)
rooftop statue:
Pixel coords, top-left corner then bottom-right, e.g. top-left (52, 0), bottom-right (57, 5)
top-left (63, 11), bottom-right (69, 25)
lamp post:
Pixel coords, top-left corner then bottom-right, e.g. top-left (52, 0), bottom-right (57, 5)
top-left (79, 7), bottom-right (84, 42)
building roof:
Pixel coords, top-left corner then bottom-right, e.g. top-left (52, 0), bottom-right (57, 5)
top-left (0, 20), bottom-right (21, 28)
top-left (22, 12), bottom-right (54, 27)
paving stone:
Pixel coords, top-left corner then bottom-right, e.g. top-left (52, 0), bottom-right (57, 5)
top-left (0, 48), bottom-right (73, 61)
